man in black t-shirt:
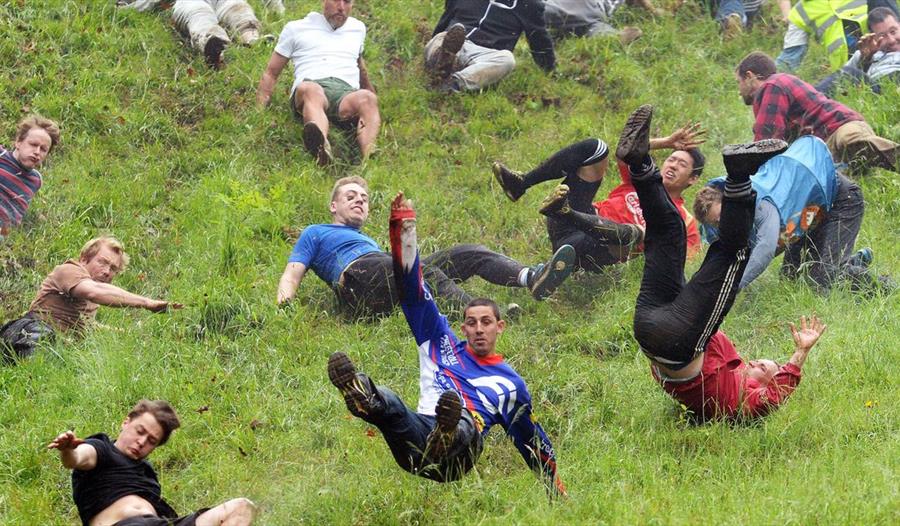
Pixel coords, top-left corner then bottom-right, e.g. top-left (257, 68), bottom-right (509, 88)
top-left (48, 400), bottom-right (256, 526)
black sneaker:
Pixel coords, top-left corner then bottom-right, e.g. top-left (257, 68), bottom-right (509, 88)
top-left (616, 104), bottom-right (653, 167)
top-left (303, 122), bottom-right (333, 167)
top-left (492, 161), bottom-right (526, 201)
top-left (429, 23), bottom-right (466, 83)
top-left (204, 36), bottom-right (227, 69)
top-left (327, 352), bottom-right (379, 417)
top-left (721, 139), bottom-right (788, 182)
top-left (538, 184), bottom-right (571, 216)
top-left (425, 390), bottom-right (462, 461)
top-left (529, 244), bottom-right (576, 300)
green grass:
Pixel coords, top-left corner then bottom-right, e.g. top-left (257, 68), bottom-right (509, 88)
top-left (2, 1), bottom-right (899, 524)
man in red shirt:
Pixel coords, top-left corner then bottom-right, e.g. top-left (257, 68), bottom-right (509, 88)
top-left (736, 50), bottom-right (899, 174)
top-left (619, 104), bottom-right (826, 422)
top-left (492, 123), bottom-right (705, 272)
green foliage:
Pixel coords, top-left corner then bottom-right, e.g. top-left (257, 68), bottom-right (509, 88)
top-left (1, 1), bottom-right (899, 524)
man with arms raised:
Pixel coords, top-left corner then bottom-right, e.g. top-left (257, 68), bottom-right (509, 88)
top-left (1, 236), bottom-right (181, 361)
top-left (256, 0), bottom-right (380, 165)
top-left (327, 193), bottom-right (566, 495)
top-left (48, 400), bottom-right (256, 526)
top-left (618, 105), bottom-right (826, 421)
top-left (277, 176), bottom-right (575, 317)
top-left (735, 51), bottom-right (899, 174)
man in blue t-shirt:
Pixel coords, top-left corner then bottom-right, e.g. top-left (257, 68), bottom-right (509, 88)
top-left (327, 192), bottom-right (567, 496)
top-left (277, 176), bottom-right (576, 317)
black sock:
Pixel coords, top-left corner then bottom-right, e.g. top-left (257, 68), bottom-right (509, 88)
top-left (628, 155), bottom-right (656, 181)
top-left (562, 173), bottom-right (602, 213)
top-left (523, 139), bottom-right (608, 189)
top-left (724, 180), bottom-right (752, 199)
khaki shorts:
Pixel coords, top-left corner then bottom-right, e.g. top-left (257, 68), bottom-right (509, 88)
top-left (291, 77), bottom-right (357, 122)
top-left (826, 120), bottom-right (900, 169)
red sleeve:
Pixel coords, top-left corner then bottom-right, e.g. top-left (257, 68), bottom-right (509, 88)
top-left (752, 85), bottom-right (790, 141)
top-left (741, 363), bottom-right (802, 418)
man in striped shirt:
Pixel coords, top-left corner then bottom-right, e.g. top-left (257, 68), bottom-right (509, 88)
top-left (0, 116), bottom-right (59, 240)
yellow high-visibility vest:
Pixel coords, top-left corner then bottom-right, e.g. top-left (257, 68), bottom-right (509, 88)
top-left (789, 0), bottom-right (868, 70)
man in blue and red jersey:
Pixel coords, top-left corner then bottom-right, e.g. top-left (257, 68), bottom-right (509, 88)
top-left (735, 51), bottom-right (899, 174)
top-left (1, 115), bottom-right (60, 240)
top-left (326, 192), bottom-right (566, 496)
top-left (619, 104), bottom-right (827, 422)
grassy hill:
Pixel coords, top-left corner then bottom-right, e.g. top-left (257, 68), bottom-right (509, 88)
top-left (2, 1), bottom-right (898, 524)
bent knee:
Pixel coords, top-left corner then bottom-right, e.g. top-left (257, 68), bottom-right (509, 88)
top-left (227, 497), bottom-right (257, 515)
top-left (498, 50), bottom-right (516, 71)
top-left (296, 82), bottom-right (326, 100)
top-left (356, 89), bottom-right (379, 108)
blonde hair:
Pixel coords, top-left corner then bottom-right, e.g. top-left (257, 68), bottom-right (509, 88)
top-left (330, 176), bottom-right (369, 204)
top-left (693, 186), bottom-right (724, 225)
top-left (16, 115), bottom-right (61, 152)
top-left (79, 236), bottom-right (130, 269)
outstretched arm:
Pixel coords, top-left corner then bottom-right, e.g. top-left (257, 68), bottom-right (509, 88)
top-left (71, 280), bottom-right (182, 312)
top-left (47, 431), bottom-right (97, 471)
top-left (506, 403), bottom-right (567, 499)
top-left (742, 315), bottom-right (826, 418)
top-left (389, 193), bottom-right (458, 348)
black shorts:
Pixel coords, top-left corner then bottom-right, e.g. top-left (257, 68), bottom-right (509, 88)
top-left (111, 509), bottom-right (209, 526)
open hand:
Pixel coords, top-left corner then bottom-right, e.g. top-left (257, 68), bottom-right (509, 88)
top-left (48, 431), bottom-right (83, 451)
top-left (668, 122), bottom-right (707, 150)
top-left (790, 315), bottom-right (826, 351)
top-left (857, 33), bottom-right (883, 58)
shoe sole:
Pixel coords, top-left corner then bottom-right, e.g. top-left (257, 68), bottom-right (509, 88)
top-left (425, 390), bottom-right (461, 459)
top-left (531, 244), bottom-right (576, 300)
top-left (430, 24), bottom-right (466, 82)
top-left (492, 162), bottom-right (524, 202)
top-left (538, 184), bottom-right (570, 216)
top-left (204, 37), bottom-right (226, 68)
top-left (327, 352), bottom-right (371, 416)
top-left (303, 122), bottom-right (332, 167)
top-left (722, 139), bottom-right (788, 177)
top-left (616, 104), bottom-right (653, 166)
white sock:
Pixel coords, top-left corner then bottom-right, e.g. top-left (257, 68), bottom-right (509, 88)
top-left (518, 268), bottom-right (532, 287)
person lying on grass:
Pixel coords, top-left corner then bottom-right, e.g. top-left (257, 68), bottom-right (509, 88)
top-left (0, 236), bottom-right (182, 362)
top-left (327, 191), bottom-right (566, 497)
top-left (1, 115), bottom-right (60, 240)
top-left (617, 104), bottom-right (827, 422)
top-left (276, 175), bottom-right (575, 318)
top-left (492, 122), bottom-right (706, 273)
top-left (49, 399), bottom-right (256, 526)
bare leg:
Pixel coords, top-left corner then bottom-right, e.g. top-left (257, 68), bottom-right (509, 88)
top-left (195, 497), bottom-right (257, 526)
top-left (294, 82), bottom-right (330, 137)
top-left (338, 89), bottom-right (381, 159)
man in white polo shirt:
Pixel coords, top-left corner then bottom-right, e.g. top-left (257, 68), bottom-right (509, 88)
top-left (256, 0), bottom-right (380, 165)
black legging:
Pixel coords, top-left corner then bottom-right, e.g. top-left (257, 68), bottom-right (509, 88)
top-left (632, 165), bottom-right (755, 368)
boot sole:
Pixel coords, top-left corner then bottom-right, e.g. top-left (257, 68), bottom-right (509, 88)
top-left (531, 244), bottom-right (576, 300)
top-left (429, 24), bottom-right (466, 82)
top-left (492, 162), bottom-right (524, 202)
top-left (204, 37), bottom-right (227, 69)
top-left (722, 139), bottom-right (788, 178)
top-left (425, 390), bottom-right (462, 459)
top-left (616, 104), bottom-right (653, 166)
top-left (538, 184), bottom-right (570, 216)
top-left (327, 352), bottom-right (371, 416)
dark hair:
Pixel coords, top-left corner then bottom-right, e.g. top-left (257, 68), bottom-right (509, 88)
top-left (736, 52), bottom-right (777, 80)
top-left (686, 148), bottom-right (705, 177)
top-left (463, 298), bottom-right (501, 320)
top-left (127, 400), bottom-right (181, 445)
top-left (868, 7), bottom-right (898, 30)
top-left (693, 186), bottom-right (724, 224)
top-left (16, 115), bottom-right (61, 152)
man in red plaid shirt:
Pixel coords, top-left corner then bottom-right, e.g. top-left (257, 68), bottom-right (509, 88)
top-left (735, 51), bottom-right (899, 174)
